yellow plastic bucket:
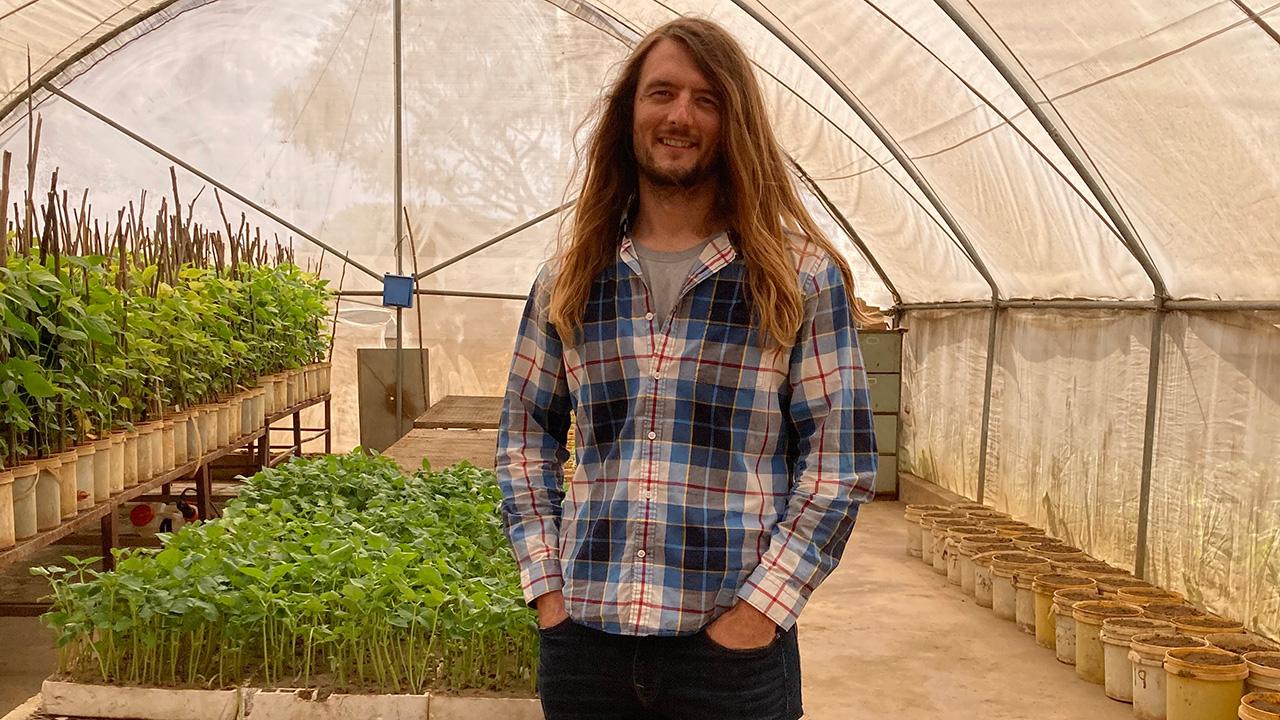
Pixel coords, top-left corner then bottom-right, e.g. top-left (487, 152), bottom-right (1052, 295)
top-left (1239, 691), bottom-right (1280, 720)
top-left (1117, 586), bottom-right (1185, 607)
top-left (1072, 600), bottom-right (1144, 685)
top-left (990, 552), bottom-right (1050, 623)
top-left (1032, 574), bottom-right (1097, 650)
top-left (1130, 633), bottom-right (1210, 720)
top-left (1052, 587), bottom-right (1103, 665)
top-left (1245, 652), bottom-right (1280, 696)
top-left (1175, 615), bottom-right (1246, 638)
top-left (1164, 647), bottom-right (1248, 720)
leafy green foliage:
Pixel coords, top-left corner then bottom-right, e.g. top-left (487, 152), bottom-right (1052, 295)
top-left (35, 453), bottom-right (537, 695)
top-left (0, 247), bottom-right (329, 465)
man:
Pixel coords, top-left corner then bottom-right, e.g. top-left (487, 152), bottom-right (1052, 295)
top-left (497, 17), bottom-right (877, 720)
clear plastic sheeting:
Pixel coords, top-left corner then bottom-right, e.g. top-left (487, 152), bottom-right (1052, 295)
top-left (983, 310), bottom-right (1150, 570)
top-left (1146, 311), bottom-right (1280, 639)
top-left (0, 0), bottom-right (172, 116)
top-left (899, 309), bottom-right (989, 500)
top-left (965, 0), bottom-right (1280, 300)
top-left (751, 0), bottom-right (1152, 301)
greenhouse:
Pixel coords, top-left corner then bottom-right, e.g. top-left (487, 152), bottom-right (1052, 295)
top-left (1, 0), bottom-right (1278, 718)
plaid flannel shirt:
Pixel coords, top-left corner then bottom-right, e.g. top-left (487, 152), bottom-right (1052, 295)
top-left (496, 232), bottom-right (876, 636)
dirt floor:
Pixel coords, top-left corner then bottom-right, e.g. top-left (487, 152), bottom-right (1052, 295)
top-left (0, 502), bottom-right (1136, 719)
top-left (797, 500), bottom-right (1133, 720)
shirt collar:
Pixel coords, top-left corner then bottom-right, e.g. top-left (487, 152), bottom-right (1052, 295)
top-left (620, 231), bottom-right (737, 286)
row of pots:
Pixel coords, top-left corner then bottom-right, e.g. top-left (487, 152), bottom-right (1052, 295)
top-left (904, 502), bottom-right (1280, 720)
top-left (0, 363), bottom-right (331, 550)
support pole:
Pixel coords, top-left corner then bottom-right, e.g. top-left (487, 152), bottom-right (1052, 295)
top-left (790, 160), bottom-right (902, 307)
top-left (99, 511), bottom-right (118, 572)
top-left (45, 86), bottom-right (382, 282)
top-left (1134, 303), bottom-right (1167, 577)
top-left (975, 306), bottom-right (1000, 503)
top-left (726, 0), bottom-right (1001, 302)
top-left (392, 0), bottom-right (406, 440)
top-left (338, 288), bottom-right (527, 301)
top-left (324, 397), bottom-right (333, 454)
top-left (414, 201), bottom-right (575, 280)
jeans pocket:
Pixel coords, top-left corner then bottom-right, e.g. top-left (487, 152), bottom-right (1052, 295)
top-left (699, 628), bottom-right (781, 658)
top-left (538, 616), bottom-right (576, 636)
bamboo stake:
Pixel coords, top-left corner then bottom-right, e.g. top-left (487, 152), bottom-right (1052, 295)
top-left (1, 151), bottom-right (11, 265)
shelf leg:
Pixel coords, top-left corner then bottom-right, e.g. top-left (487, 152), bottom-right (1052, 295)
top-left (100, 511), bottom-right (118, 572)
top-left (195, 464), bottom-right (213, 521)
top-left (293, 410), bottom-right (303, 457)
top-left (324, 397), bottom-right (332, 454)
top-left (258, 428), bottom-right (269, 469)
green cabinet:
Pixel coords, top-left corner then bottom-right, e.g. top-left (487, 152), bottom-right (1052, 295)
top-left (861, 329), bottom-right (905, 497)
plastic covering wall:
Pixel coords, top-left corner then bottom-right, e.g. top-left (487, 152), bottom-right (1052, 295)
top-left (1146, 312), bottom-right (1280, 639)
top-left (984, 310), bottom-right (1151, 571)
top-left (899, 309), bottom-right (988, 501)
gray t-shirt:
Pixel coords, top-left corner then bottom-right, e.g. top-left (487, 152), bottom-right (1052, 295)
top-left (633, 236), bottom-right (714, 323)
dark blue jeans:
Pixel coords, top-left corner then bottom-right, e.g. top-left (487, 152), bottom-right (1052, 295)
top-left (537, 618), bottom-right (803, 720)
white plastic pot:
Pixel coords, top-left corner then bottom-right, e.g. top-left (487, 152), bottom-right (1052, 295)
top-left (58, 449), bottom-right (79, 520)
top-left (74, 445), bottom-right (96, 511)
top-left (109, 432), bottom-right (126, 495)
top-left (1130, 632), bottom-right (1210, 720)
top-left (123, 430), bottom-right (140, 488)
top-left (34, 456), bottom-right (63, 531)
top-left (216, 403), bottom-right (231, 447)
top-left (1240, 692), bottom-right (1280, 720)
top-left (149, 422), bottom-right (165, 476)
top-left (319, 362), bottom-right (331, 394)
top-left (185, 410), bottom-right (204, 461)
top-left (172, 413), bottom-right (189, 467)
top-left (10, 463), bottom-right (39, 540)
top-left (1245, 652), bottom-right (1280, 695)
top-left (0, 468), bottom-right (15, 549)
top-left (1100, 617), bottom-right (1176, 703)
top-left (135, 428), bottom-right (153, 486)
top-left (162, 420), bottom-right (176, 472)
top-left (92, 438), bottom-right (112, 503)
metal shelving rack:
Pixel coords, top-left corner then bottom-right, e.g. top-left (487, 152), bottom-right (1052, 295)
top-left (0, 393), bottom-right (331, 616)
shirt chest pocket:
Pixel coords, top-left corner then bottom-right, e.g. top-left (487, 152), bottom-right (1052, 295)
top-left (691, 328), bottom-right (786, 397)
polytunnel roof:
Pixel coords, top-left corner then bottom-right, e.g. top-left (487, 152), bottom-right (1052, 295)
top-left (2, 0), bottom-right (1278, 307)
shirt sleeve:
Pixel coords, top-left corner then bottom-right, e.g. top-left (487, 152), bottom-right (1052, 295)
top-left (738, 257), bottom-right (877, 629)
top-left (495, 266), bottom-right (573, 606)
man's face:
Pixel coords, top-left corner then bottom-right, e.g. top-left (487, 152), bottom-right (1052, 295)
top-left (632, 39), bottom-right (723, 190)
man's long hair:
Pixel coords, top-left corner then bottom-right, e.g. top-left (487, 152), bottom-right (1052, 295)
top-left (549, 17), bottom-right (874, 347)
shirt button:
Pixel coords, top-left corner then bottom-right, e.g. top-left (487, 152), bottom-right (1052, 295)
top-left (637, 550), bottom-right (647, 559)
top-left (647, 431), bottom-right (656, 440)
top-left (645, 312), bottom-right (654, 321)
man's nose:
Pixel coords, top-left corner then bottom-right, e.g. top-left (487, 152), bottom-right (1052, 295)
top-left (665, 93), bottom-right (694, 127)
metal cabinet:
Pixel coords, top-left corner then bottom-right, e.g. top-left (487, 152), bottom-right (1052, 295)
top-left (861, 329), bottom-right (905, 497)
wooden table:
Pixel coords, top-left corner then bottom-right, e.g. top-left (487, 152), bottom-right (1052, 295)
top-left (384, 429), bottom-right (499, 474)
top-left (413, 395), bottom-right (504, 430)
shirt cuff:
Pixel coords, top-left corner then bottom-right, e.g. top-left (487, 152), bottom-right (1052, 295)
top-left (738, 564), bottom-right (806, 631)
top-left (520, 558), bottom-right (565, 607)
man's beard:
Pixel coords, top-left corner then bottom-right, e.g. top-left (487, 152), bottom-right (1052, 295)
top-left (635, 142), bottom-right (720, 190)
